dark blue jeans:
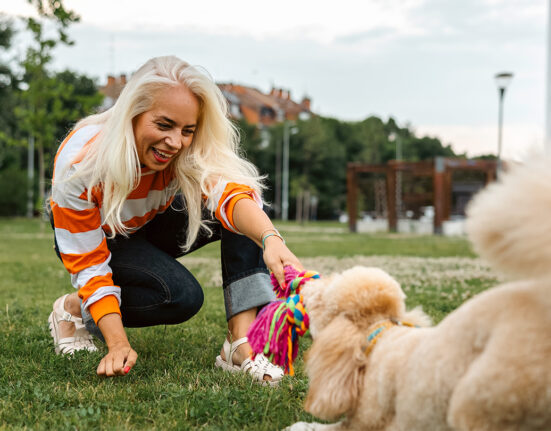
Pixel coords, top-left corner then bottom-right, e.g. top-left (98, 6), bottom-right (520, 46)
top-left (52, 198), bottom-right (275, 340)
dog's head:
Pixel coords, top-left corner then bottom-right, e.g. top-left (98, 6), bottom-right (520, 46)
top-left (300, 266), bottom-right (408, 420)
top-left (302, 266), bottom-right (407, 337)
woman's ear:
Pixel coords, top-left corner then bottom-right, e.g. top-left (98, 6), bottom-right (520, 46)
top-left (303, 315), bottom-right (366, 421)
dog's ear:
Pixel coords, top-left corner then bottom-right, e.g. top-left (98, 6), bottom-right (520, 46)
top-left (303, 315), bottom-right (366, 421)
top-left (301, 275), bottom-right (336, 336)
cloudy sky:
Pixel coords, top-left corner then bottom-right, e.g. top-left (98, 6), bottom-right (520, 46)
top-left (2, 0), bottom-right (548, 159)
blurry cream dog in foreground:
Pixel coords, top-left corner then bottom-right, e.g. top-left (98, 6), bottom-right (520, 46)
top-left (287, 160), bottom-right (551, 431)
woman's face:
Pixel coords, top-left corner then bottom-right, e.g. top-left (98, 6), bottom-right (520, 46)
top-left (133, 84), bottom-right (200, 171)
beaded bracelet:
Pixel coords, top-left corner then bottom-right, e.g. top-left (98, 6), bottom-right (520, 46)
top-left (262, 232), bottom-right (285, 250)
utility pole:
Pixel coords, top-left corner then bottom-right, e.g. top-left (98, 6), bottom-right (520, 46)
top-left (282, 121), bottom-right (290, 221)
top-left (494, 72), bottom-right (513, 177)
top-left (27, 134), bottom-right (35, 218)
top-left (275, 136), bottom-right (282, 219)
top-left (281, 121), bottom-right (299, 221)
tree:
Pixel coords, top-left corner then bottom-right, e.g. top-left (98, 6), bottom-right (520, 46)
top-left (16, 0), bottom-right (80, 210)
top-left (0, 16), bottom-right (21, 167)
top-left (236, 119), bottom-right (278, 209)
top-left (53, 70), bottom-right (103, 135)
top-left (26, 0), bottom-right (79, 44)
top-left (291, 117), bottom-right (346, 219)
top-left (0, 16), bottom-right (27, 216)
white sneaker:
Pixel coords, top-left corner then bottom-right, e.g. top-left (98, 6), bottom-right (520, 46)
top-left (48, 294), bottom-right (98, 355)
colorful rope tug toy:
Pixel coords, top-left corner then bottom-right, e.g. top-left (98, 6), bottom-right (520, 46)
top-left (247, 266), bottom-right (320, 375)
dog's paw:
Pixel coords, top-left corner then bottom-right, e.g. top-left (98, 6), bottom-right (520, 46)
top-left (283, 422), bottom-right (333, 431)
top-left (283, 422), bottom-right (315, 431)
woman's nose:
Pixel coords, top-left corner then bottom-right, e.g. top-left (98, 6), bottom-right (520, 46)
top-left (165, 132), bottom-right (182, 150)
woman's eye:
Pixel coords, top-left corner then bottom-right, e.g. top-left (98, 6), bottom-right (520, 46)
top-left (182, 129), bottom-right (195, 137)
top-left (156, 123), bottom-right (171, 130)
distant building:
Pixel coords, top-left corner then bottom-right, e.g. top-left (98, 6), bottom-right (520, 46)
top-left (98, 75), bottom-right (313, 125)
top-left (98, 74), bottom-right (127, 111)
top-left (218, 84), bottom-right (312, 126)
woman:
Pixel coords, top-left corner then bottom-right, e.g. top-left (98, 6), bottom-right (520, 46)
top-left (48, 56), bottom-right (302, 384)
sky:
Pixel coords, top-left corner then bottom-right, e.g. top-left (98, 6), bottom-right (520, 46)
top-left (1, 0), bottom-right (548, 159)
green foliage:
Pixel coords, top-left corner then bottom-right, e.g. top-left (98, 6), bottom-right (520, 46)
top-left (0, 17), bottom-right (21, 150)
top-left (0, 4), bottom-right (102, 218)
top-left (236, 118), bottom-right (278, 204)
top-left (0, 16), bottom-right (14, 48)
top-left (291, 117), bottom-right (346, 218)
top-left (53, 70), bottom-right (103, 136)
top-left (26, 0), bottom-right (80, 44)
top-left (409, 136), bottom-right (455, 161)
top-left (16, 12), bottom-right (72, 192)
top-left (0, 166), bottom-right (28, 216)
top-left (12, 1), bottom-right (97, 211)
top-left (345, 116), bottom-right (389, 163)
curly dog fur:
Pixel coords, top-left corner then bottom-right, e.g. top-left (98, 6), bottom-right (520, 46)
top-left (287, 159), bottom-right (551, 431)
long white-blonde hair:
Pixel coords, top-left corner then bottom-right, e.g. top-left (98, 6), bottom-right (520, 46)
top-left (71, 55), bottom-right (264, 250)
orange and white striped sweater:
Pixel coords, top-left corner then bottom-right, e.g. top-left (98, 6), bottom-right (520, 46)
top-left (50, 125), bottom-right (262, 324)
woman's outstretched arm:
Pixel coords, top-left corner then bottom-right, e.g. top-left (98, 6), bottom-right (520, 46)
top-left (231, 198), bottom-right (303, 286)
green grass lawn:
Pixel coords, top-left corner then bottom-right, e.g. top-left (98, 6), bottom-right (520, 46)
top-left (0, 218), bottom-right (499, 430)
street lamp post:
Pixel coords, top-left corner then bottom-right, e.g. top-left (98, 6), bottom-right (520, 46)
top-left (494, 72), bottom-right (513, 177)
top-left (281, 121), bottom-right (298, 221)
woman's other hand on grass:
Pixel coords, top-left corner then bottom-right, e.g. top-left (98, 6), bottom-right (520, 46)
top-left (96, 313), bottom-right (138, 377)
top-left (97, 341), bottom-right (138, 377)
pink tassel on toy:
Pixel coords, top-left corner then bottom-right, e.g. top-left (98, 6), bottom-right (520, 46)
top-left (248, 266), bottom-right (320, 375)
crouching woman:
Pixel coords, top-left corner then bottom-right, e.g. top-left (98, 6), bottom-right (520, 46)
top-left (48, 56), bottom-right (302, 384)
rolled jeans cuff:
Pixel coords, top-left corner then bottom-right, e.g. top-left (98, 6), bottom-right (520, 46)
top-left (223, 271), bottom-right (275, 321)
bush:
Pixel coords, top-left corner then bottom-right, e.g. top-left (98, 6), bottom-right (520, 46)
top-left (0, 166), bottom-right (28, 216)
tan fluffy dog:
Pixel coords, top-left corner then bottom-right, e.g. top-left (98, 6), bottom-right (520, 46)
top-left (287, 160), bottom-right (551, 431)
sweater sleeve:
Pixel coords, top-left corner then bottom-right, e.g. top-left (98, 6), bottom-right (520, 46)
top-left (51, 130), bottom-right (121, 324)
top-left (206, 179), bottom-right (263, 233)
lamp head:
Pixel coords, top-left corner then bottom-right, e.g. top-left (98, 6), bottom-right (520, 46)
top-left (494, 72), bottom-right (514, 91)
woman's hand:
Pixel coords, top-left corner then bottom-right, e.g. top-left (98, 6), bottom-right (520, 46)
top-left (96, 313), bottom-right (138, 377)
top-left (97, 341), bottom-right (138, 377)
top-left (262, 235), bottom-right (303, 287)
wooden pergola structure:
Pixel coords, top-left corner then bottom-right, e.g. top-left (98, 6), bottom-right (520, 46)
top-left (346, 157), bottom-right (498, 234)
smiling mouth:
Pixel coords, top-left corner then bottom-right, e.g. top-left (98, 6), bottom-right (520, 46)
top-left (151, 147), bottom-right (174, 163)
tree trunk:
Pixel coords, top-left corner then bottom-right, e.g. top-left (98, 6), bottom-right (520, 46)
top-left (303, 189), bottom-right (310, 224)
top-left (295, 190), bottom-right (303, 223)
